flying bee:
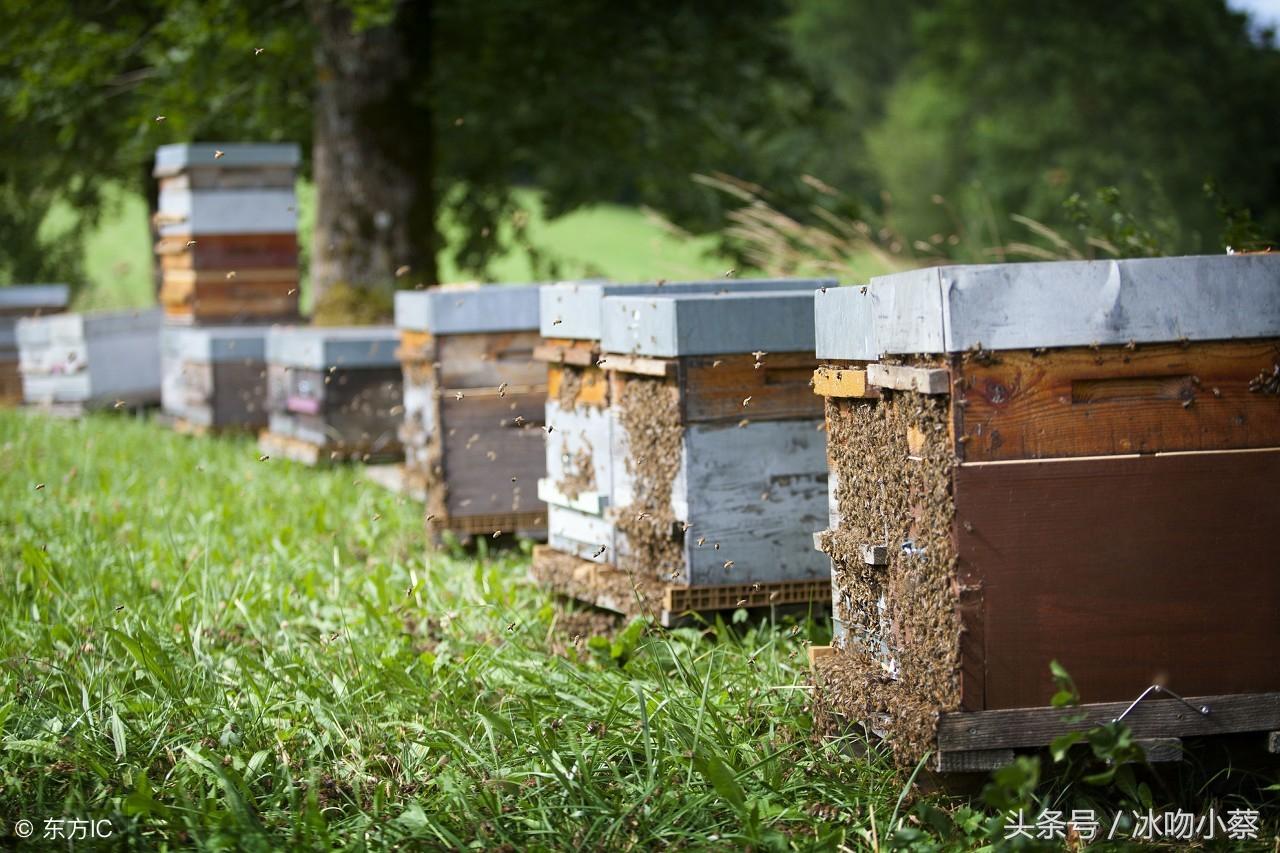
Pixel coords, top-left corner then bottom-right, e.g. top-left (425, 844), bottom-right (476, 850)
top-left (592, 545), bottom-right (607, 558)
top-left (742, 396), bottom-right (752, 407)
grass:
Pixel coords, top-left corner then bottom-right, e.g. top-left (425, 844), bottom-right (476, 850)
top-left (0, 409), bottom-right (927, 849)
top-left (41, 185), bottom-right (732, 314)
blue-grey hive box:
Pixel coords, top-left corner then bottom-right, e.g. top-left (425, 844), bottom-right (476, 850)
top-left (531, 278), bottom-right (836, 625)
top-left (259, 326), bottom-right (403, 464)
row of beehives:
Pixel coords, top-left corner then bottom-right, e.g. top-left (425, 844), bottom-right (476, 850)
top-left (9, 254), bottom-right (1279, 773)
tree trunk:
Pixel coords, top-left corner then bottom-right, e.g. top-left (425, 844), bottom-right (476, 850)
top-left (308, 0), bottom-right (436, 305)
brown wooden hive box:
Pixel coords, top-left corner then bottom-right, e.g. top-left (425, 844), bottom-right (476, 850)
top-left (811, 254), bottom-right (1280, 772)
top-left (259, 326), bottom-right (403, 465)
top-left (395, 286), bottom-right (548, 539)
top-left (152, 143), bottom-right (301, 325)
top-left (532, 280), bottom-right (837, 626)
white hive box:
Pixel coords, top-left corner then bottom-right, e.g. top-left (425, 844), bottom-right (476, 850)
top-left (18, 308), bottom-right (163, 411)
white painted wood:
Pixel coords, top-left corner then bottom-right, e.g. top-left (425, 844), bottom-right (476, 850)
top-left (539, 278), bottom-right (830, 340)
top-left (537, 478), bottom-right (608, 515)
top-left (827, 254), bottom-right (1280, 357)
top-left (153, 143), bottom-right (301, 176)
top-left (814, 285), bottom-right (878, 360)
top-left (600, 290), bottom-right (819, 357)
top-left (547, 506), bottom-right (615, 562)
top-left (156, 187), bottom-right (297, 236)
top-left (266, 326), bottom-right (399, 369)
top-left (395, 285), bottom-right (542, 334)
top-left (859, 544), bottom-right (889, 566)
top-left (18, 309), bottom-right (162, 405)
top-left (679, 420), bottom-right (830, 586)
top-left (866, 363), bottom-right (950, 394)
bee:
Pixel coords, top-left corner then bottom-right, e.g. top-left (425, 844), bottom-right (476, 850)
top-left (498, 383), bottom-right (508, 397)
top-left (592, 545), bottom-right (607, 558)
top-left (723, 560), bottom-right (734, 569)
top-left (372, 513), bottom-right (382, 521)
top-left (543, 425), bottom-right (554, 434)
top-left (214, 149), bottom-right (225, 160)
top-left (34, 482), bottom-right (45, 491)
top-left (395, 265), bottom-right (410, 278)
top-left (258, 454), bottom-right (270, 461)
top-left (254, 47), bottom-right (265, 55)
top-left (552, 318), bottom-right (563, 326)
top-left (680, 521), bottom-right (691, 532)
top-left (723, 268), bottom-right (736, 278)
top-left (737, 418), bottom-right (749, 428)
top-left (636, 511), bottom-right (650, 521)
top-left (225, 271), bottom-right (237, 280)
top-left (711, 360), bottom-right (723, 368)
top-left (736, 599), bottom-right (747, 607)
top-left (185, 240), bottom-right (197, 247)
top-left (742, 396), bottom-right (753, 407)
top-left (696, 537), bottom-right (706, 547)
top-left (455, 391), bottom-right (464, 400)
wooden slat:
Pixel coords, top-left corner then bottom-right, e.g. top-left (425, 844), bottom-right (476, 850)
top-left (162, 267), bottom-right (300, 286)
top-left (533, 342), bottom-right (598, 366)
top-left (953, 340), bottom-right (1280, 461)
top-left (935, 749), bottom-right (1015, 773)
top-left (807, 644), bottom-right (835, 671)
top-left (813, 366), bottom-right (879, 399)
top-left (954, 448), bottom-right (1280, 710)
top-left (397, 330), bottom-right (434, 362)
top-left (938, 692), bottom-right (1280, 752)
top-left (867, 363), bottom-right (950, 394)
top-left (600, 353), bottom-right (676, 378)
top-left (439, 392), bottom-right (547, 520)
top-left (680, 353), bottom-right (822, 422)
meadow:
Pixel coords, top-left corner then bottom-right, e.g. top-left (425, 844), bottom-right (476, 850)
top-left (0, 410), bottom-right (954, 849)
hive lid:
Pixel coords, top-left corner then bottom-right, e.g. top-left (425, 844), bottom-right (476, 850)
top-left (153, 143), bottom-right (303, 177)
top-left (17, 308), bottom-right (163, 346)
top-left (162, 325), bottom-right (270, 362)
top-left (0, 284), bottom-right (71, 311)
top-left (266, 325), bottom-right (400, 369)
top-left (816, 254), bottom-right (1280, 359)
top-left (540, 277), bottom-right (834, 340)
top-left (394, 284), bottom-right (542, 334)
top-left (600, 289), bottom-right (819, 357)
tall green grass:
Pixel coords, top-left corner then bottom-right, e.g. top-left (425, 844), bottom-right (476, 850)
top-left (0, 410), bottom-right (921, 849)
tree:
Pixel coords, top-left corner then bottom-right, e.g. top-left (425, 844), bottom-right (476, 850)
top-left (0, 0), bottom-right (821, 304)
top-left (788, 0), bottom-right (1280, 255)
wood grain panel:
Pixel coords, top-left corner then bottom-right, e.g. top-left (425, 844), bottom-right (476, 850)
top-left (954, 340), bottom-right (1280, 461)
top-left (440, 392), bottom-right (547, 519)
top-left (681, 353), bottom-right (823, 422)
top-left (437, 331), bottom-right (544, 389)
top-left (954, 448), bottom-right (1280, 710)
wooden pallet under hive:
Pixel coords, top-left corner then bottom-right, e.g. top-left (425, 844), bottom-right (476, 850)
top-left (396, 285), bottom-right (550, 539)
top-left (811, 254), bottom-right (1280, 772)
top-left (260, 325), bottom-right (403, 465)
top-left (535, 279), bottom-right (837, 617)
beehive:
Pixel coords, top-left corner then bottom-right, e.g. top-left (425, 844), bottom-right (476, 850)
top-left (395, 285), bottom-right (547, 538)
top-left (532, 279), bottom-right (836, 625)
top-left (153, 143), bottom-right (301, 325)
top-left (259, 326), bottom-right (402, 464)
top-left (17, 308), bottom-right (163, 414)
top-left (0, 285), bottom-right (69, 404)
top-left (811, 254), bottom-right (1280, 772)
top-left (161, 326), bottom-right (270, 432)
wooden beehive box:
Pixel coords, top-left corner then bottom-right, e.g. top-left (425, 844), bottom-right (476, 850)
top-left (153, 143), bottom-right (301, 325)
top-left (161, 326), bottom-right (270, 432)
top-left (1, 285), bottom-right (69, 404)
top-left (395, 285), bottom-right (547, 538)
top-left (532, 280), bottom-right (836, 625)
top-left (811, 254), bottom-right (1280, 772)
top-left (18, 308), bottom-right (163, 414)
top-left (259, 326), bottom-right (402, 464)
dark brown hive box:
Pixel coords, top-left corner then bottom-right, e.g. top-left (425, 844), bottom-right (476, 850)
top-left (811, 254), bottom-right (1280, 771)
